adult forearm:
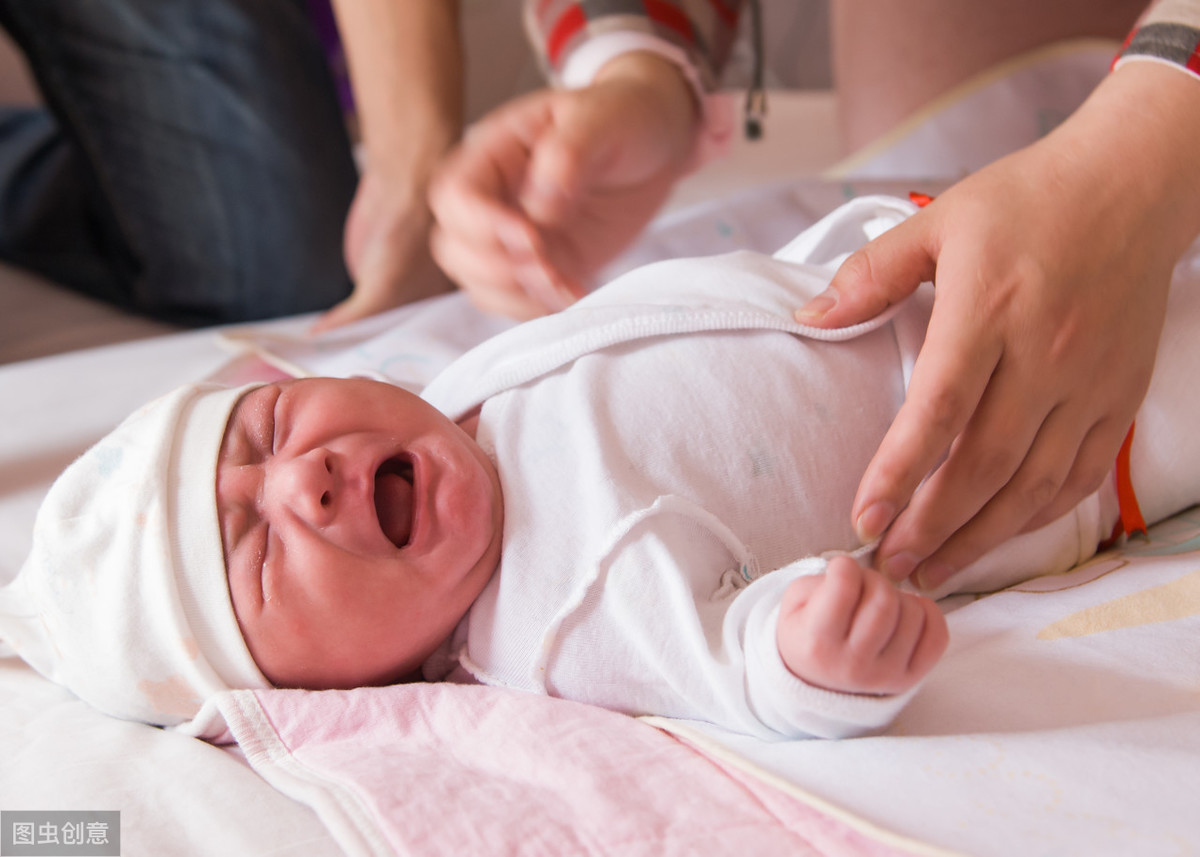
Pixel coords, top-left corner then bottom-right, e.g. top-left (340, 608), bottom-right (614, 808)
top-left (1066, 57), bottom-right (1200, 260)
top-left (330, 0), bottom-right (463, 171)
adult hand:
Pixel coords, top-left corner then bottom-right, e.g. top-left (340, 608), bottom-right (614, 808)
top-left (429, 51), bottom-right (700, 319)
top-left (796, 62), bottom-right (1200, 591)
top-left (316, 0), bottom-right (461, 332)
top-left (312, 165), bottom-right (452, 333)
top-left (776, 557), bottom-right (948, 696)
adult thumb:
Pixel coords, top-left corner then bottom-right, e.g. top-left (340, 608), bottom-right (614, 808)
top-left (795, 216), bottom-right (938, 328)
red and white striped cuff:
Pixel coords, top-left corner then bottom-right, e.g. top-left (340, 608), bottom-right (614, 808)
top-left (1113, 0), bottom-right (1200, 81)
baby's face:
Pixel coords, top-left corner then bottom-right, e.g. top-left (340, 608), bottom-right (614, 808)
top-left (215, 377), bottom-right (503, 689)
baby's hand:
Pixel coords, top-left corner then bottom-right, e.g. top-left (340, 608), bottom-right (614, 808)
top-left (777, 557), bottom-right (948, 696)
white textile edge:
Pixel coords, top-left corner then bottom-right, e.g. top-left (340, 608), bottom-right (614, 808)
top-left (215, 690), bottom-right (393, 857)
top-left (640, 715), bottom-right (968, 857)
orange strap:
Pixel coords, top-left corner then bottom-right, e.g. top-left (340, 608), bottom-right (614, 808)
top-left (1114, 421), bottom-right (1147, 538)
top-left (908, 191), bottom-right (934, 208)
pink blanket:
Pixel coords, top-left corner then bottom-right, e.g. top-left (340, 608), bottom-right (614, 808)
top-left (216, 682), bottom-right (911, 856)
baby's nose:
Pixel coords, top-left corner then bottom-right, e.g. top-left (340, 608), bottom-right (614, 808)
top-left (268, 449), bottom-right (336, 525)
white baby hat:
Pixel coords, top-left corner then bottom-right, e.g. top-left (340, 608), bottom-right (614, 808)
top-left (0, 382), bottom-right (270, 733)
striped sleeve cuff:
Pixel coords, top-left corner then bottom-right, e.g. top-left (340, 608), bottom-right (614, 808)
top-left (1114, 0), bottom-right (1200, 80)
top-left (523, 3), bottom-right (738, 173)
top-left (524, 1), bottom-right (743, 91)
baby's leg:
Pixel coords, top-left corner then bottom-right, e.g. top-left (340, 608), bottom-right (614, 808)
top-left (1129, 268), bottom-right (1200, 527)
top-left (777, 557), bottom-right (948, 696)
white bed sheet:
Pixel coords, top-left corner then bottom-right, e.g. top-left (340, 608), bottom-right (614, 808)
top-left (5, 39), bottom-right (1186, 856)
top-left (654, 509), bottom-right (1200, 857)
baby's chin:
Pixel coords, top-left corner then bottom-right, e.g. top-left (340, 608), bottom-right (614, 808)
top-left (264, 657), bottom-right (422, 692)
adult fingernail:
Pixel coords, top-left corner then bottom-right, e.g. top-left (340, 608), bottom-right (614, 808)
top-left (555, 281), bottom-right (581, 310)
top-left (795, 288), bottom-right (838, 322)
top-left (517, 264), bottom-right (574, 312)
top-left (855, 501), bottom-right (894, 542)
top-left (546, 281), bottom-right (576, 311)
top-left (497, 221), bottom-right (534, 255)
top-left (916, 562), bottom-right (956, 592)
top-left (517, 265), bottom-right (553, 295)
top-left (881, 552), bottom-right (919, 583)
top-left (521, 179), bottom-right (566, 220)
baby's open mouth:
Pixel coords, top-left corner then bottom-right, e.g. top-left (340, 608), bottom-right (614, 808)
top-left (374, 457), bottom-right (415, 549)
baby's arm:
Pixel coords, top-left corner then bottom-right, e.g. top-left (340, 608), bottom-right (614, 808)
top-left (777, 557), bottom-right (948, 696)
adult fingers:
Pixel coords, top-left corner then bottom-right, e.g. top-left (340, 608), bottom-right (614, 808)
top-left (430, 224), bottom-right (560, 319)
top-left (430, 135), bottom-right (570, 315)
top-left (430, 155), bottom-right (539, 265)
top-left (892, 393), bottom-right (1132, 592)
top-left (431, 95), bottom-right (599, 314)
top-left (519, 100), bottom-right (604, 228)
top-left (312, 290), bottom-right (388, 333)
top-left (874, 348), bottom-right (1066, 581)
top-left (429, 97), bottom-right (553, 266)
top-left (1020, 416), bottom-right (1130, 534)
top-left (853, 286), bottom-right (1004, 547)
top-left (312, 271), bottom-right (450, 333)
top-left (315, 233), bottom-right (452, 334)
top-left (900, 402), bottom-right (1090, 589)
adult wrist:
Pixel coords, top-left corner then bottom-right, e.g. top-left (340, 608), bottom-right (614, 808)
top-left (593, 50), bottom-right (698, 111)
top-left (592, 50), bottom-right (734, 172)
top-left (1053, 60), bottom-right (1200, 257)
top-left (1110, 61), bottom-right (1200, 251)
top-left (359, 113), bottom-right (458, 184)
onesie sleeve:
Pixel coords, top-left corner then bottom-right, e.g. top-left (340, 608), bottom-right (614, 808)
top-left (728, 562), bottom-right (919, 740)
top-left (1113, 0), bottom-right (1200, 81)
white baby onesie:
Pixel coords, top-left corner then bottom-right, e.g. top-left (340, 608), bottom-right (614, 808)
top-left (421, 197), bottom-right (1112, 739)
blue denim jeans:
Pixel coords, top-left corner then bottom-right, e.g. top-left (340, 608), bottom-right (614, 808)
top-left (0, 0), bottom-right (357, 324)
